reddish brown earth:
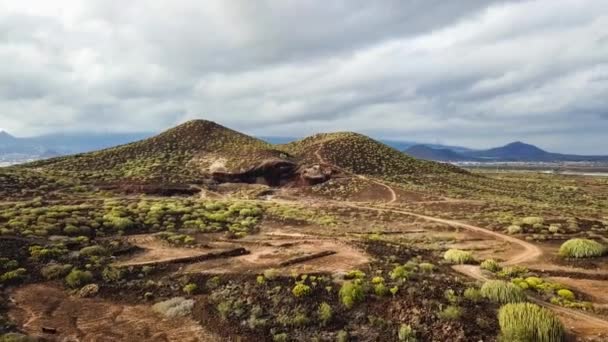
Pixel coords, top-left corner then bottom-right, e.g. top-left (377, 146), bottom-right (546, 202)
top-left (9, 284), bottom-right (219, 342)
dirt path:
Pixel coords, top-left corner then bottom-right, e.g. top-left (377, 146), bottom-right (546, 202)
top-left (314, 145), bottom-right (397, 204)
top-left (345, 189), bottom-right (608, 332)
top-left (10, 284), bottom-right (219, 341)
top-left (300, 152), bottom-right (608, 332)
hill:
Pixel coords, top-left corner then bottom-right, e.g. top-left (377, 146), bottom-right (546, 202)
top-left (405, 141), bottom-right (608, 163)
top-left (404, 145), bottom-right (479, 162)
top-left (0, 131), bottom-right (16, 143)
top-left (466, 141), bottom-right (552, 161)
top-left (281, 132), bottom-right (466, 179)
top-left (463, 141), bottom-right (608, 162)
top-left (25, 120), bottom-right (287, 182)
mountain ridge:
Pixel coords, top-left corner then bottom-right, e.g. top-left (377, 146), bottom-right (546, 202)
top-left (406, 141), bottom-right (608, 162)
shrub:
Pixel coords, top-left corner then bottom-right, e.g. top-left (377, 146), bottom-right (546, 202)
top-left (444, 289), bottom-right (459, 304)
top-left (0, 258), bottom-right (18, 271)
top-left (317, 302), bottom-right (333, 326)
top-left (524, 276), bottom-right (543, 288)
top-left (419, 262), bottom-right (435, 273)
top-left (152, 297), bottom-right (195, 318)
top-left (371, 276), bottom-right (384, 284)
top-left (374, 283), bottom-right (389, 297)
top-left (102, 267), bottom-right (124, 282)
top-left (390, 265), bottom-right (410, 280)
top-left (292, 283), bottom-right (312, 298)
top-left (559, 239), bottom-right (606, 258)
top-left (345, 270), bottom-right (366, 279)
top-left (463, 288), bottom-right (483, 303)
top-left (557, 289), bottom-right (575, 301)
top-left (336, 330), bottom-right (349, 342)
top-left (398, 324), bottom-right (417, 342)
top-left (65, 269), bottom-right (93, 288)
top-left (498, 303), bottom-right (565, 342)
top-left (438, 305), bottom-right (462, 321)
top-left (256, 275), bottom-right (266, 285)
top-left (0, 268), bottom-right (27, 284)
top-left (339, 281), bottom-right (365, 309)
top-left (480, 259), bottom-right (501, 273)
top-left (41, 264), bottom-right (72, 280)
top-left (443, 249), bottom-right (474, 264)
top-left (498, 266), bottom-right (529, 278)
top-left (206, 276), bottom-right (221, 290)
top-left (522, 217), bottom-right (544, 226)
top-left (481, 280), bottom-right (527, 304)
top-left (183, 283), bottom-right (198, 295)
top-left (507, 225), bottom-right (522, 235)
top-left (263, 268), bottom-right (279, 280)
top-left (272, 333), bottom-right (288, 342)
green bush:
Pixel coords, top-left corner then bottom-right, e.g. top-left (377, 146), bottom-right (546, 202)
top-left (272, 333), bottom-right (288, 342)
top-left (480, 259), bottom-right (501, 273)
top-left (345, 270), bottom-right (366, 279)
top-left (292, 283), bottom-right (312, 298)
top-left (0, 268), bottom-right (27, 284)
top-left (481, 280), bottom-right (527, 304)
top-left (443, 249), bottom-right (474, 264)
top-left (374, 283), bottom-right (389, 297)
top-left (507, 225), bottom-right (522, 235)
top-left (183, 283), bottom-right (198, 295)
top-left (522, 217), bottom-right (544, 226)
top-left (463, 288), bottom-right (483, 303)
top-left (339, 281), bottom-right (365, 309)
top-left (557, 289), bottom-right (575, 301)
top-left (390, 265), bottom-right (410, 280)
top-left (438, 305), bottom-right (462, 321)
top-left (498, 303), bottom-right (565, 342)
top-left (398, 324), bottom-right (417, 342)
top-left (41, 264), bottom-right (72, 280)
top-left (79, 245), bottom-right (108, 257)
top-left (263, 268), bottom-right (279, 280)
top-left (65, 269), bottom-right (93, 288)
top-left (317, 302), bottom-right (333, 326)
top-left (559, 239), bottom-right (606, 258)
top-left (102, 266), bottom-right (124, 282)
top-left (418, 262), bottom-right (435, 273)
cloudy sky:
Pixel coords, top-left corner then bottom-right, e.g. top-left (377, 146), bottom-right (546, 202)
top-left (1, 0), bottom-right (608, 153)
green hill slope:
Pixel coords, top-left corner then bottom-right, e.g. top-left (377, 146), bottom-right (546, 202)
top-left (25, 120), bottom-right (288, 182)
top-left (281, 132), bottom-right (466, 179)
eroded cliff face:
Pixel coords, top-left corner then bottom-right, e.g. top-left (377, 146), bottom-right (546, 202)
top-left (211, 159), bottom-right (332, 187)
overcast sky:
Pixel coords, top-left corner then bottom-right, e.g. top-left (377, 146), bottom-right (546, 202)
top-left (1, 0), bottom-right (608, 153)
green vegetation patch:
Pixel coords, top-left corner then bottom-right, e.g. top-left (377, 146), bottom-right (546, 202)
top-left (558, 238), bottom-right (606, 258)
top-left (480, 280), bottom-right (526, 304)
top-left (498, 303), bottom-right (565, 342)
top-left (443, 249), bottom-right (474, 264)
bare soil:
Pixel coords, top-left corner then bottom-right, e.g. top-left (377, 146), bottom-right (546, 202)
top-left (8, 283), bottom-right (219, 342)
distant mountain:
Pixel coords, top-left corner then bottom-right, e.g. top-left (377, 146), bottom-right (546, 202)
top-left (258, 136), bottom-right (298, 145)
top-left (259, 136), bottom-right (471, 154)
top-left (404, 145), bottom-right (481, 162)
top-left (0, 131), bottom-right (16, 143)
top-left (0, 131), bottom-right (152, 164)
top-left (406, 141), bottom-right (608, 162)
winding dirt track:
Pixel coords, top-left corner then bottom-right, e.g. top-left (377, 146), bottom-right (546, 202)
top-left (314, 147), bottom-right (397, 204)
top-left (312, 144), bottom-right (608, 331)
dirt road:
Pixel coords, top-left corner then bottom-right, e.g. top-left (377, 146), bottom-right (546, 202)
top-left (346, 185), bottom-right (608, 332)
top-left (314, 146), bottom-right (397, 204)
top-left (307, 149), bottom-right (608, 332)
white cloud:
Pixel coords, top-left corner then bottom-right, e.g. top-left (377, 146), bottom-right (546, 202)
top-left (0, 0), bottom-right (607, 153)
